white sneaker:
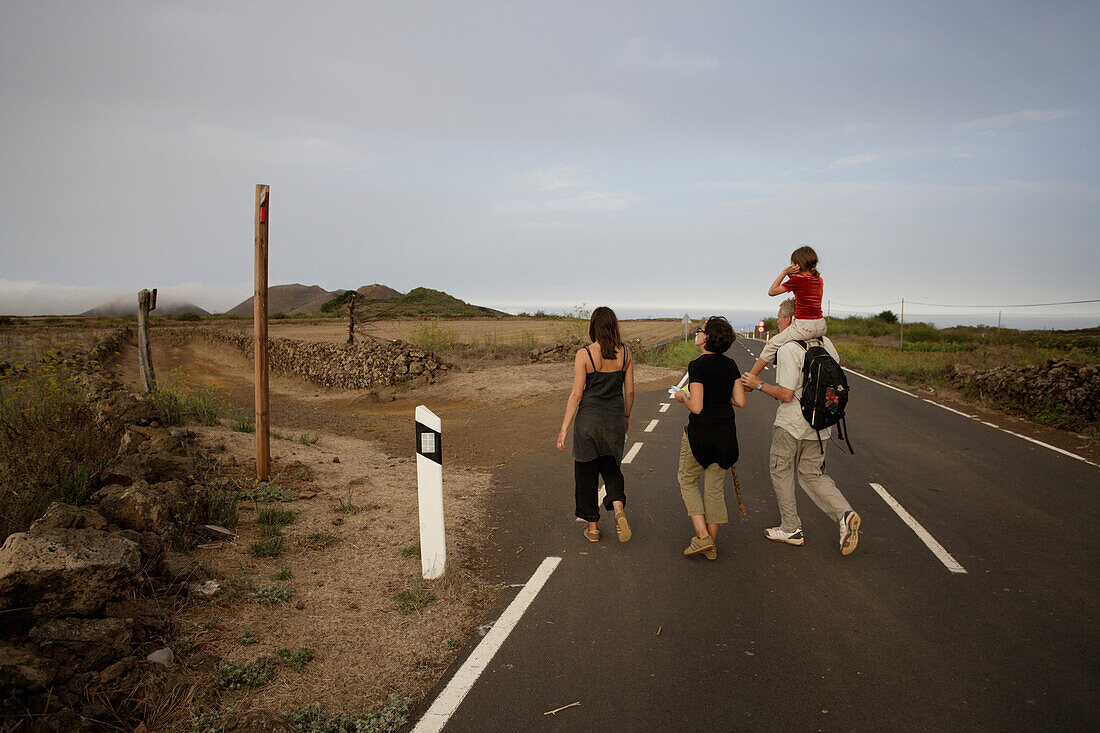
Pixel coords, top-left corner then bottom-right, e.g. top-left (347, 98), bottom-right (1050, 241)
top-left (764, 526), bottom-right (804, 545)
top-left (840, 511), bottom-right (861, 555)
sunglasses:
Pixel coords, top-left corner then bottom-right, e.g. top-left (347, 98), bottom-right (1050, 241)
top-left (694, 327), bottom-right (704, 334)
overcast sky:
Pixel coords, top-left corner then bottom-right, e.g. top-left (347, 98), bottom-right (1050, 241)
top-left (1, 0), bottom-right (1097, 324)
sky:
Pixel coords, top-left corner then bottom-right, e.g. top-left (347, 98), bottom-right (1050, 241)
top-left (1, 0), bottom-right (1098, 328)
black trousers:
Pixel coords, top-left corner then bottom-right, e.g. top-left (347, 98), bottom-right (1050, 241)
top-left (574, 455), bottom-right (626, 522)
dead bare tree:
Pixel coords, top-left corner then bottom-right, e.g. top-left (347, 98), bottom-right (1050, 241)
top-left (321, 290), bottom-right (404, 344)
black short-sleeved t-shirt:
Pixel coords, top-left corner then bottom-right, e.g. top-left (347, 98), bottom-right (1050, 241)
top-left (685, 352), bottom-right (739, 469)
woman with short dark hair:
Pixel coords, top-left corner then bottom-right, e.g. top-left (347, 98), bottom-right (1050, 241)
top-left (557, 306), bottom-right (635, 543)
top-left (673, 316), bottom-right (745, 559)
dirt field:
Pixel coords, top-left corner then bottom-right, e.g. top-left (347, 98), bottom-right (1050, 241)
top-left (201, 317), bottom-right (685, 348)
top-left (108, 328), bottom-right (682, 724)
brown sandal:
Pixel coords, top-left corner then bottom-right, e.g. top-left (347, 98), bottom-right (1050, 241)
top-left (583, 526), bottom-right (600, 542)
top-left (615, 511), bottom-right (631, 543)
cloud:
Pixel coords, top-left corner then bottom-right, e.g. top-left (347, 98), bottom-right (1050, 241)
top-left (955, 108), bottom-right (1074, 134)
top-left (494, 167), bottom-right (640, 216)
top-left (825, 153), bottom-right (882, 171)
top-left (953, 152), bottom-right (977, 159)
top-left (615, 37), bottom-right (720, 74)
top-left (0, 279), bottom-right (251, 316)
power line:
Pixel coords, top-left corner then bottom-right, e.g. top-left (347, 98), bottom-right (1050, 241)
top-left (905, 299), bottom-right (1100, 308)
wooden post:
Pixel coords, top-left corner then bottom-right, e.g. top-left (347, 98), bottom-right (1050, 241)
top-left (137, 288), bottom-right (157, 392)
top-left (255, 185), bottom-right (270, 481)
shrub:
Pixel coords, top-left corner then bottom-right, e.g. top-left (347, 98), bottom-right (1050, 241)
top-left (239, 479), bottom-right (297, 503)
top-left (298, 432), bottom-right (320, 446)
top-left (249, 583), bottom-right (292, 605)
top-left (286, 696), bottom-right (411, 733)
top-left (277, 646), bottom-right (314, 671)
top-left (0, 364), bottom-right (120, 542)
top-left (409, 322), bottom-right (457, 352)
top-left (256, 505), bottom-right (295, 527)
top-left (877, 309), bottom-right (899, 323)
top-left (300, 531), bottom-right (338, 550)
top-left (231, 415), bottom-right (255, 433)
top-left (272, 567), bottom-right (293, 581)
top-left (215, 657), bottom-right (276, 689)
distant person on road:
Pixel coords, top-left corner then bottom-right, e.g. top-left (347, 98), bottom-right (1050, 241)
top-left (672, 316), bottom-right (746, 560)
top-left (557, 306), bottom-right (635, 543)
top-left (747, 245), bottom-right (826, 379)
top-left (741, 298), bottom-right (861, 555)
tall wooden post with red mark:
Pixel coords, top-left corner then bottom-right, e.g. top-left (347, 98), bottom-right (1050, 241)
top-left (254, 185), bottom-right (270, 481)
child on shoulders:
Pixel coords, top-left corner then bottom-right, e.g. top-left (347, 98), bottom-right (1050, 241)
top-left (747, 245), bottom-right (826, 378)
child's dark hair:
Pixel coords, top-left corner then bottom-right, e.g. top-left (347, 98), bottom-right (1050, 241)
top-left (791, 246), bottom-right (820, 277)
top-left (589, 306), bottom-right (624, 361)
top-left (703, 316), bottom-right (735, 354)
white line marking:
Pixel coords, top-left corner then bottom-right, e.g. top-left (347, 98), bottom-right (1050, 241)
top-left (644, 419), bottom-right (659, 432)
top-left (869, 483), bottom-right (967, 574)
top-left (676, 371), bottom-right (689, 389)
top-left (847, 370), bottom-right (1098, 467)
top-left (622, 442), bottom-right (643, 464)
top-left (413, 556), bottom-right (562, 732)
top-left (659, 403), bottom-right (670, 413)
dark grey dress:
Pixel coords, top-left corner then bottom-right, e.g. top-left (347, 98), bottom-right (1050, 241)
top-left (572, 347), bottom-right (627, 462)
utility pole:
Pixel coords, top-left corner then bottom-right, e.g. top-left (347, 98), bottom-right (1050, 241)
top-left (900, 298), bottom-right (905, 347)
top-left (254, 185), bottom-right (270, 481)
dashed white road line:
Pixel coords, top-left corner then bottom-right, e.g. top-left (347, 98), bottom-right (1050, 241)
top-left (869, 483), bottom-right (967, 574)
top-left (622, 442), bottom-right (643, 464)
top-left (659, 403), bottom-right (670, 413)
top-left (413, 556), bottom-right (562, 733)
top-left (644, 419), bottom-right (659, 433)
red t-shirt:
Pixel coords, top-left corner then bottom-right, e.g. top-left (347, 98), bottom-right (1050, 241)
top-left (783, 273), bottom-right (823, 319)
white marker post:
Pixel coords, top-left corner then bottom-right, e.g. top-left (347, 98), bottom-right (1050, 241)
top-left (415, 405), bottom-right (446, 579)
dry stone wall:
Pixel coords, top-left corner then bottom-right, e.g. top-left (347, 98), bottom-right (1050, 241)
top-left (159, 326), bottom-right (447, 389)
top-left (951, 358), bottom-right (1099, 425)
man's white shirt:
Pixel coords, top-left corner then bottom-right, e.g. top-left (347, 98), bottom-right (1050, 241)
top-left (773, 336), bottom-right (841, 442)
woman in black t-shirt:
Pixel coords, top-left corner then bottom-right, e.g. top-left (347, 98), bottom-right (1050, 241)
top-left (672, 316), bottom-right (746, 560)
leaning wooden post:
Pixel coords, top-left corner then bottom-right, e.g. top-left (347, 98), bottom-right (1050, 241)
top-left (415, 405), bottom-right (446, 579)
top-left (254, 185), bottom-right (271, 481)
top-left (137, 288), bottom-right (157, 392)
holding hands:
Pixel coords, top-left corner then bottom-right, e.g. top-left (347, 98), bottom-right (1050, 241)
top-left (740, 372), bottom-right (761, 391)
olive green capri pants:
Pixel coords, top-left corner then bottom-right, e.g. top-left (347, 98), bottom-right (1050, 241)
top-left (677, 430), bottom-right (729, 524)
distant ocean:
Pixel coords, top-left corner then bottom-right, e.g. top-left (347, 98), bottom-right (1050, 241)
top-left (489, 304), bottom-right (1099, 332)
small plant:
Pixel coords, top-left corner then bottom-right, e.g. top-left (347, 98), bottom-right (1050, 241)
top-left (286, 696), bottom-right (411, 733)
top-left (394, 583), bottom-right (436, 613)
top-left (272, 567), bottom-right (293, 581)
top-left (257, 505), bottom-right (295, 527)
top-left (400, 545), bottom-right (420, 557)
top-left (336, 488), bottom-right (360, 515)
top-left (298, 432), bottom-right (320, 446)
top-left (442, 637), bottom-right (458, 651)
top-left (215, 657), bottom-right (276, 689)
top-left (185, 384), bottom-right (224, 425)
top-left (176, 636), bottom-right (194, 655)
top-left (214, 440), bottom-right (227, 452)
top-left (231, 415), bottom-right (255, 433)
top-left (261, 523), bottom-right (284, 538)
top-left (203, 480), bottom-right (239, 528)
top-left (250, 535), bottom-right (284, 558)
top-left (277, 646), bottom-right (314, 671)
top-left (240, 629), bottom-right (257, 645)
top-left (239, 479), bottom-right (297, 503)
top-left (409, 322), bottom-right (457, 352)
top-left (249, 583), bottom-right (292, 606)
top-left (300, 531), bottom-right (338, 550)
top-left (272, 429), bottom-right (290, 441)
top-left (189, 707), bottom-right (229, 733)
top-left (202, 615), bottom-right (221, 630)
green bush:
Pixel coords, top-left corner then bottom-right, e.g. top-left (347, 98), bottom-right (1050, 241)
top-left (277, 646), bottom-right (314, 671)
top-left (394, 584), bottom-right (436, 613)
top-left (257, 505), bottom-right (295, 527)
top-left (250, 536), bottom-right (283, 558)
top-left (249, 583), bottom-right (292, 605)
top-left (215, 657), bottom-right (276, 689)
top-left (643, 340), bottom-right (698, 369)
top-left (0, 364), bottom-right (120, 542)
top-left (231, 415), bottom-right (255, 433)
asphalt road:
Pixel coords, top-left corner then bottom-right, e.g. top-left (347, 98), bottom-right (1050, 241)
top-left (410, 337), bottom-right (1099, 732)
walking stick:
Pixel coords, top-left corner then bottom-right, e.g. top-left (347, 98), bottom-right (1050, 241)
top-left (731, 465), bottom-right (747, 517)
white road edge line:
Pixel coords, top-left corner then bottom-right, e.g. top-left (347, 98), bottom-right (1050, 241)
top-left (413, 556), bottom-right (563, 733)
top-left (677, 371), bottom-right (689, 389)
top-left (622, 442), bottom-right (643, 464)
top-left (847, 369), bottom-right (1098, 468)
top-left (869, 483), bottom-right (967, 574)
top-left (644, 419), bottom-right (659, 433)
top-left (659, 403), bottom-right (670, 413)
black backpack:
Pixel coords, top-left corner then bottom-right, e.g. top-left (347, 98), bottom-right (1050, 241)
top-left (794, 339), bottom-right (853, 453)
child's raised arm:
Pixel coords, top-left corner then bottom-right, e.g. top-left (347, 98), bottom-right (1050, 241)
top-left (768, 264), bottom-right (800, 296)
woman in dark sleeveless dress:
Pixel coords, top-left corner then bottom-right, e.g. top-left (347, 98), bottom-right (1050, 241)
top-left (673, 316), bottom-right (746, 560)
top-left (557, 307), bottom-right (635, 543)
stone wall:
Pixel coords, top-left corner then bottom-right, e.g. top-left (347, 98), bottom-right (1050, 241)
top-left (951, 358), bottom-right (1099, 425)
top-left (158, 327), bottom-right (447, 389)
